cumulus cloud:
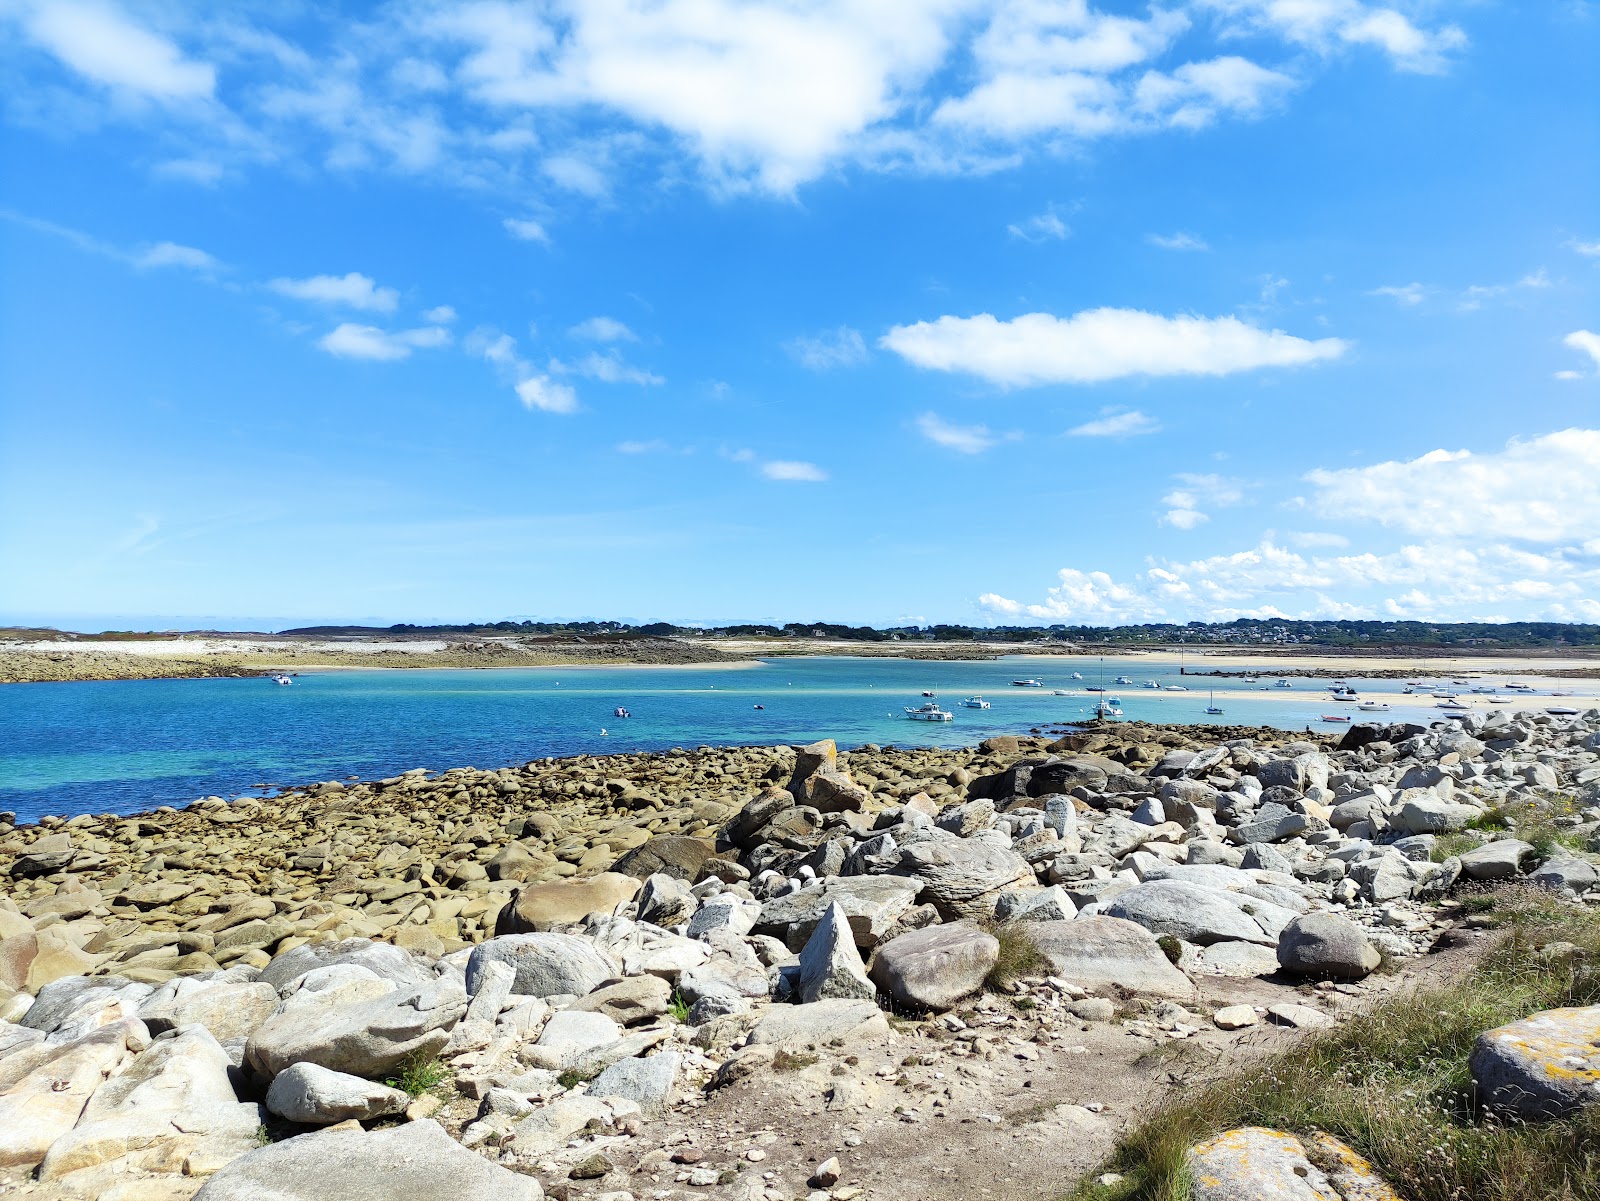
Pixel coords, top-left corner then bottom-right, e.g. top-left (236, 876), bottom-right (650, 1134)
top-left (1008, 209), bottom-right (1070, 242)
top-left (1564, 330), bottom-right (1600, 371)
top-left (1569, 238), bottom-right (1600, 258)
top-left (318, 323), bottom-right (451, 361)
top-left (569, 316), bottom-right (637, 342)
top-left (1160, 472), bottom-right (1245, 529)
top-left (552, 350), bottom-right (663, 385)
top-left (270, 272), bottom-right (399, 312)
top-left (422, 305), bottom-right (457, 324)
top-left (1204, 0), bottom-right (1467, 74)
top-left (1067, 409), bottom-right (1161, 437)
top-left (503, 217), bottom-right (550, 243)
top-left (133, 241), bottom-right (219, 271)
top-left (1303, 429), bottom-right (1600, 543)
top-left (1370, 282), bottom-right (1425, 306)
top-left (881, 308), bottom-right (1347, 386)
top-left (515, 375), bottom-right (578, 413)
top-left (916, 412), bottom-right (1000, 454)
top-left (466, 326), bottom-right (578, 414)
top-left (761, 459), bottom-right (828, 482)
top-left (1147, 231), bottom-right (1208, 251)
top-left (786, 326), bottom-right (869, 370)
top-left (22, 0), bottom-right (216, 100)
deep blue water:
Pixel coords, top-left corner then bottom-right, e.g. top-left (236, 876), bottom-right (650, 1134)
top-left (0, 655), bottom-right (1515, 822)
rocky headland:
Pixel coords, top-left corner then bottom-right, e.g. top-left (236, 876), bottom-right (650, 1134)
top-left (2, 713), bottom-right (1598, 1200)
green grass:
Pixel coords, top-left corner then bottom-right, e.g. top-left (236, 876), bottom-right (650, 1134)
top-left (983, 921), bottom-right (1049, 990)
top-left (668, 989), bottom-right (692, 1022)
top-left (1068, 888), bottom-right (1600, 1201)
top-left (1432, 832), bottom-right (1480, 862)
top-left (384, 1053), bottom-right (451, 1098)
top-left (771, 1049), bottom-right (819, 1071)
top-left (1469, 795), bottom-right (1589, 862)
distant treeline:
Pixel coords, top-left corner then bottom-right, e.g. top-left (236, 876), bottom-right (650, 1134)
top-left (277, 619), bottom-right (1600, 648)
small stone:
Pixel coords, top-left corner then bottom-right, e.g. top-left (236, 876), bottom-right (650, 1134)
top-left (745, 1148), bottom-right (766, 1162)
top-left (1212, 1005), bottom-right (1258, 1030)
top-left (810, 1156), bottom-right (842, 1188)
top-left (570, 1152), bottom-right (613, 1179)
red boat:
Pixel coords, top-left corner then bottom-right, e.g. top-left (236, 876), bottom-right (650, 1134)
top-left (1320, 714), bottom-right (1352, 722)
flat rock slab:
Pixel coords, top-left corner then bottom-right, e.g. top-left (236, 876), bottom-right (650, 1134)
top-left (869, 922), bottom-right (997, 1011)
top-left (1471, 1005), bottom-right (1600, 1119)
top-left (1188, 1127), bottom-right (1400, 1201)
top-left (1027, 917), bottom-right (1194, 1000)
top-left (1104, 880), bottom-right (1278, 947)
top-left (193, 1119), bottom-right (541, 1201)
top-left (756, 877), bottom-right (921, 950)
top-left (587, 1051), bottom-right (680, 1115)
top-left (265, 1062), bottom-right (410, 1125)
top-left (747, 999), bottom-right (890, 1048)
top-left (465, 932), bottom-right (619, 998)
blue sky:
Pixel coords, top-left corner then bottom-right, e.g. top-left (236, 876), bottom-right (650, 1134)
top-left (1, 0), bottom-right (1597, 630)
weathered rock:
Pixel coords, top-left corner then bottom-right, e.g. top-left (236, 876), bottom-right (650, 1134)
top-left (869, 922), bottom-right (997, 1011)
top-left (139, 977), bottom-right (281, 1042)
top-left (245, 979), bottom-right (466, 1080)
top-left (1276, 912), bottom-right (1381, 979)
top-left (685, 893), bottom-right (761, 940)
top-left (1104, 881), bottom-right (1278, 947)
top-left (1458, 840), bottom-right (1534, 881)
top-left (495, 873), bottom-right (641, 934)
top-left (265, 1062), bottom-right (410, 1124)
top-left (893, 835), bottom-right (1034, 921)
top-left (193, 1119), bottom-right (542, 1200)
top-left (9, 833), bottom-right (75, 878)
top-left (1471, 1005), bottom-right (1600, 1119)
top-left (0, 1019), bottom-right (148, 1169)
top-left (567, 975), bottom-right (671, 1026)
top-left (611, 836), bottom-right (719, 882)
top-left (1028, 917), bottom-right (1193, 1000)
top-left (993, 886), bottom-right (1074, 923)
top-left (587, 1051), bottom-right (680, 1115)
top-left (1187, 1127), bottom-right (1398, 1201)
top-left (1394, 797), bottom-right (1479, 835)
top-left (756, 877), bottom-right (921, 950)
top-left (1528, 856), bottom-right (1598, 895)
top-left (465, 933), bottom-right (619, 999)
top-left (796, 902), bottom-right (874, 1004)
top-left (534, 1010), bottom-right (622, 1066)
top-left (747, 999), bottom-right (890, 1047)
top-left (636, 873), bottom-right (697, 927)
top-left (258, 941), bottom-right (433, 996)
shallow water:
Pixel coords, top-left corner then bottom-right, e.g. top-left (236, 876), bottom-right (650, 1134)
top-left (0, 655), bottom-right (1525, 821)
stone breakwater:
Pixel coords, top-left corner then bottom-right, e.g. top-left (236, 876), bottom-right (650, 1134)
top-left (0, 714), bottom-right (1597, 1200)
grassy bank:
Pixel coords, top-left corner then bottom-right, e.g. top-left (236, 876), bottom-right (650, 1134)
top-left (1073, 888), bottom-right (1600, 1201)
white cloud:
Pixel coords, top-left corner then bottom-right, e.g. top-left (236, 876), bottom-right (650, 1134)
top-left (1568, 238), bottom-right (1600, 257)
top-left (270, 272), bottom-right (399, 312)
top-left (1304, 429), bottom-right (1600, 543)
top-left (916, 412), bottom-right (999, 454)
top-left (133, 241), bottom-right (218, 272)
top-left (1008, 209), bottom-right (1070, 242)
top-left (618, 439), bottom-right (673, 454)
top-left (22, 0), bottom-right (216, 100)
top-left (153, 158), bottom-right (224, 186)
top-left (761, 460), bottom-right (828, 482)
top-left (422, 305), bottom-right (457, 324)
top-left (1370, 282), bottom-right (1425, 306)
top-left (1287, 530), bottom-right (1350, 549)
top-left (1564, 330), bottom-right (1600, 370)
top-left (552, 351), bottom-right (663, 386)
top-left (786, 326), bottom-right (869, 370)
top-left (318, 323), bottom-right (451, 361)
top-left (503, 217), bottom-right (550, 243)
top-left (466, 326), bottom-right (580, 414)
top-left (1205, 0), bottom-right (1467, 74)
top-left (1130, 56), bottom-right (1294, 129)
top-left (1067, 409), bottom-right (1161, 437)
top-left (1160, 472), bottom-right (1244, 529)
top-left (515, 375), bottom-right (579, 413)
top-left (569, 316), bottom-right (637, 342)
top-left (1147, 231), bottom-right (1208, 251)
top-left (881, 308), bottom-right (1347, 386)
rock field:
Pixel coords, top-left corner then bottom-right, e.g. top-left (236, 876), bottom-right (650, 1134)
top-left (2, 710), bottom-right (1598, 1200)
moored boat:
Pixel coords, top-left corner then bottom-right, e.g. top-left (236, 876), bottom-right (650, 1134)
top-left (905, 700), bottom-right (954, 721)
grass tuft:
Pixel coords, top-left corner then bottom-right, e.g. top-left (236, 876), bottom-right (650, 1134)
top-left (668, 989), bottom-right (692, 1023)
top-left (1068, 887), bottom-right (1600, 1201)
top-left (384, 1052), bottom-right (451, 1098)
top-left (771, 1049), bottom-right (819, 1071)
top-left (983, 921), bottom-right (1049, 990)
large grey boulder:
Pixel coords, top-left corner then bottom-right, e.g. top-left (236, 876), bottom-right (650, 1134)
top-left (245, 978), bottom-right (466, 1080)
top-left (259, 940), bottom-right (433, 996)
top-left (1227, 803), bottom-right (1309, 845)
top-left (869, 922), bottom-right (997, 1011)
top-left (796, 902), bottom-right (874, 1003)
top-left (533, 1010), bottom-right (622, 1067)
top-left (1394, 796), bottom-right (1479, 835)
top-left (1028, 917), bottom-right (1193, 1000)
top-left (994, 886), bottom-right (1074, 923)
top-left (756, 876), bottom-right (921, 949)
top-left (194, 1119), bottom-right (542, 1200)
top-left (0, 1019), bottom-right (148, 1171)
top-left (1458, 840), bottom-right (1534, 881)
top-left (636, 873), bottom-right (697, 927)
top-left (1187, 1127), bottom-right (1390, 1201)
top-left (1275, 912), bottom-right (1380, 979)
top-left (20, 975), bottom-right (152, 1035)
top-left (587, 1051), bottom-right (680, 1115)
top-left (265, 1062), bottom-right (410, 1124)
top-left (748, 999), bottom-right (890, 1047)
top-left (1103, 881), bottom-right (1279, 947)
top-left (139, 976), bottom-right (282, 1042)
top-left (892, 834), bottom-right (1034, 921)
top-left (1529, 856), bottom-right (1598, 895)
top-left (464, 933), bottom-right (619, 998)
top-left (685, 893), bottom-right (761, 940)
top-left (1471, 1006), bottom-right (1600, 1120)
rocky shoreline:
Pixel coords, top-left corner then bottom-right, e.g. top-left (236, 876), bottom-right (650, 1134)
top-left (2, 716), bottom-right (1598, 1199)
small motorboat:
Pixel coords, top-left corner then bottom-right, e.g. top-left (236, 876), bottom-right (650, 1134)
top-left (1546, 706), bottom-right (1580, 716)
top-left (1142, 680), bottom-right (1160, 689)
top-left (1070, 672), bottom-right (1083, 680)
top-left (1489, 697), bottom-right (1512, 704)
top-left (1163, 684), bottom-right (1188, 692)
top-left (905, 700), bottom-right (954, 722)
top-left (271, 675), bottom-right (293, 686)
top-left (1085, 685), bottom-right (1106, 693)
top-left (960, 696), bottom-right (990, 709)
top-left (753, 704), bottom-right (764, 710)
top-left (1114, 675), bottom-right (1134, 685)
top-left (1505, 682), bottom-right (1533, 691)
top-left (612, 706), bottom-right (631, 718)
top-left (1330, 687), bottom-right (1359, 702)
top-left (1437, 699), bottom-right (1471, 710)
top-left (1010, 678), bottom-right (1044, 687)
top-left (1357, 701), bottom-right (1391, 712)
top-left (1275, 679), bottom-right (1293, 689)
top-left (921, 690), bottom-right (936, 698)
top-left (1051, 689), bottom-right (1070, 695)
top-left (1093, 700), bottom-right (1122, 719)
top-left (1320, 714), bottom-right (1351, 722)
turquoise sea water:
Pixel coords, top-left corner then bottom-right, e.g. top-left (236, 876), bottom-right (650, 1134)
top-left (0, 655), bottom-right (1492, 822)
